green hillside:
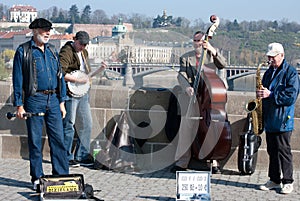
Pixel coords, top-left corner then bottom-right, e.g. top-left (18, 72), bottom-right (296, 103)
top-left (131, 28), bottom-right (300, 66)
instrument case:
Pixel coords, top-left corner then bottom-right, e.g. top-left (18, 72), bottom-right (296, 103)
top-left (39, 174), bottom-right (89, 200)
top-left (238, 115), bottom-right (262, 175)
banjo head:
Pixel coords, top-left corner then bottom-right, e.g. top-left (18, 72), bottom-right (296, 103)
top-left (67, 70), bottom-right (91, 97)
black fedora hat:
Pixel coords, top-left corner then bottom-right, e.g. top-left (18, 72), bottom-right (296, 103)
top-left (29, 18), bottom-right (52, 29)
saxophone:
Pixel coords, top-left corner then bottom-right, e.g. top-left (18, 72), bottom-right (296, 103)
top-left (245, 61), bottom-right (270, 135)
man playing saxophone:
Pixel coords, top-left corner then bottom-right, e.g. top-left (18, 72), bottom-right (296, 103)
top-left (258, 42), bottom-right (299, 194)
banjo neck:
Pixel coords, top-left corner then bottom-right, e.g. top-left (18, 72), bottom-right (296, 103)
top-left (88, 63), bottom-right (106, 78)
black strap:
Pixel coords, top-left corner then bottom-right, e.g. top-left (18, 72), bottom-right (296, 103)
top-left (47, 44), bottom-right (63, 99)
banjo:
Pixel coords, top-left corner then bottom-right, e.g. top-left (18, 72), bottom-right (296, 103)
top-left (67, 64), bottom-right (106, 97)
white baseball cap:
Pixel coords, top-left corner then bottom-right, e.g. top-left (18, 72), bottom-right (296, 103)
top-left (266, 42), bottom-right (284, 56)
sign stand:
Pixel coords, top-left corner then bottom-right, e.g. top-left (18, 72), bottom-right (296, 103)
top-left (176, 171), bottom-right (211, 201)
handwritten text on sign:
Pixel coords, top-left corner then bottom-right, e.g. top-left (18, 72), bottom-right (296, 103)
top-left (176, 171), bottom-right (210, 197)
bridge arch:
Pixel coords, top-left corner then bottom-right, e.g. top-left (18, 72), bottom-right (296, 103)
top-left (93, 63), bottom-right (297, 91)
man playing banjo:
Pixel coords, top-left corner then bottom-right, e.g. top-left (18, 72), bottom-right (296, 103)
top-left (59, 31), bottom-right (106, 167)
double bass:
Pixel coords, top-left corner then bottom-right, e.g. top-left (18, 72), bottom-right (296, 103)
top-left (189, 15), bottom-right (232, 160)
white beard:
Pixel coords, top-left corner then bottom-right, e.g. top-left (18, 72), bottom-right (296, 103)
top-left (37, 34), bottom-right (49, 44)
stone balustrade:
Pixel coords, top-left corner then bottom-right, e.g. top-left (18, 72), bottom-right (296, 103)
top-left (1, 80), bottom-right (300, 171)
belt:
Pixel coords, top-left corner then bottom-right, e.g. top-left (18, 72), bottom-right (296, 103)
top-left (36, 90), bottom-right (57, 95)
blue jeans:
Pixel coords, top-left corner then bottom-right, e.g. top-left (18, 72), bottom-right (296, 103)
top-left (63, 93), bottom-right (92, 161)
top-left (25, 93), bottom-right (69, 183)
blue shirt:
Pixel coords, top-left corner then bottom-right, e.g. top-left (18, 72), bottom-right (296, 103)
top-left (13, 39), bottom-right (67, 106)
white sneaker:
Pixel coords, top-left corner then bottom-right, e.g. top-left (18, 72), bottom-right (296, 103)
top-left (280, 183), bottom-right (293, 194)
top-left (259, 180), bottom-right (282, 191)
top-left (33, 179), bottom-right (39, 191)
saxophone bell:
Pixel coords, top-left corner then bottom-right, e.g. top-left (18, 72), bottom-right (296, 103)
top-left (245, 99), bottom-right (258, 113)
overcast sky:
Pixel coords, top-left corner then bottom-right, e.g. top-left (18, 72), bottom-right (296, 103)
top-left (2, 0), bottom-right (300, 24)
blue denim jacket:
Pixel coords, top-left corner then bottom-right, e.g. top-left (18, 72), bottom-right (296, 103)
top-left (262, 59), bottom-right (299, 132)
top-left (13, 39), bottom-right (67, 106)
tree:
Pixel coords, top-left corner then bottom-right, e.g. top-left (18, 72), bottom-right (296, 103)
top-left (81, 5), bottom-right (91, 24)
top-left (177, 17), bottom-right (190, 32)
top-left (38, 9), bottom-right (52, 20)
top-left (56, 10), bottom-right (67, 23)
top-left (49, 6), bottom-right (60, 22)
top-left (0, 4), bottom-right (4, 20)
top-left (271, 20), bottom-right (279, 30)
top-left (226, 19), bottom-right (240, 31)
top-left (51, 6), bottom-right (58, 20)
top-left (129, 13), bottom-right (150, 29)
top-left (2, 49), bottom-right (15, 62)
top-left (91, 9), bottom-right (109, 24)
top-left (174, 17), bottom-right (182, 27)
top-left (68, 4), bottom-right (80, 24)
top-left (0, 49), bottom-right (14, 80)
top-left (192, 18), bottom-right (206, 31)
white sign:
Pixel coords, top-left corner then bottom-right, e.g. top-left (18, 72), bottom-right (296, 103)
top-left (176, 171), bottom-right (210, 200)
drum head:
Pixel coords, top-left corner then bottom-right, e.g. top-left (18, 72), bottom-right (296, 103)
top-left (67, 70), bottom-right (90, 97)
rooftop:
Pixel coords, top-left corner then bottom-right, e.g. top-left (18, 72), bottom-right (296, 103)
top-left (9, 5), bottom-right (37, 12)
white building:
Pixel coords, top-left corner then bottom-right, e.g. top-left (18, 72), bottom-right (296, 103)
top-left (87, 34), bottom-right (176, 65)
top-left (9, 5), bottom-right (37, 23)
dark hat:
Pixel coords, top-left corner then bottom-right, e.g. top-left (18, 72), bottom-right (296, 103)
top-left (29, 18), bottom-right (52, 29)
top-left (75, 31), bottom-right (90, 45)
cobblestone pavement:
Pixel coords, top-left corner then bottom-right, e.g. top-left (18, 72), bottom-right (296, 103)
top-left (0, 158), bottom-right (300, 201)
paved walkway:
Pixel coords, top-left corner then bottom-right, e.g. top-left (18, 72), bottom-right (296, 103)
top-left (0, 158), bottom-right (299, 201)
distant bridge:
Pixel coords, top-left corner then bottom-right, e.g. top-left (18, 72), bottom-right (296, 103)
top-left (91, 63), bottom-right (300, 91)
top-left (92, 63), bottom-right (300, 88)
top-left (92, 63), bottom-right (266, 80)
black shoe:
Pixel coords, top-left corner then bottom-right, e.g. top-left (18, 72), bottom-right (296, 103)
top-left (212, 166), bottom-right (221, 174)
top-left (69, 160), bottom-right (80, 168)
top-left (79, 158), bottom-right (94, 167)
top-left (93, 159), bottom-right (103, 170)
top-left (170, 166), bottom-right (187, 173)
top-left (101, 165), bottom-right (110, 171)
